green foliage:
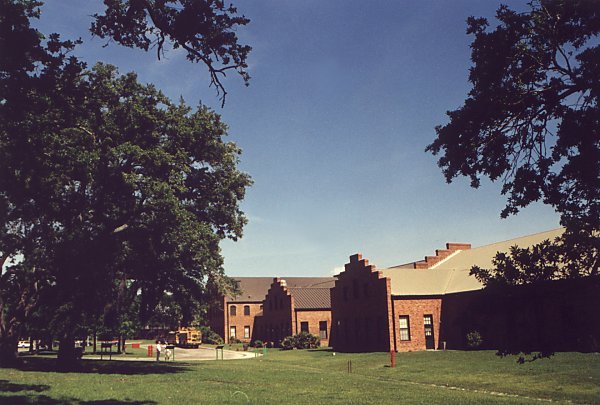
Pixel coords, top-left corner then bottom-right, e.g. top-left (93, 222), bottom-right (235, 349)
top-left (280, 335), bottom-right (297, 350)
top-left (428, 0), bottom-right (599, 283)
top-left (281, 332), bottom-right (320, 350)
top-left (471, 239), bottom-right (562, 285)
top-left (252, 339), bottom-right (263, 348)
top-left (199, 326), bottom-right (223, 345)
top-left (91, 0), bottom-right (252, 106)
top-left (0, 0), bottom-right (251, 364)
top-left (466, 331), bottom-right (483, 350)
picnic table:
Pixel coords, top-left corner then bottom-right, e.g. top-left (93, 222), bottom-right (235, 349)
top-left (100, 342), bottom-right (114, 360)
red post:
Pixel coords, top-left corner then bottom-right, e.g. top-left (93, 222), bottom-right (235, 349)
top-left (390, 350), bottom-right (395, 368)
top-left (147, 345), bottom-right (153, 357)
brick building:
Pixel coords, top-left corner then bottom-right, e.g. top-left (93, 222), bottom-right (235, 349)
top-left (207, 277), bottom-right (334, 344)
top-left (256, 278), bottom-right (333, 346)
top-left (331, 228), bottom-right (566, 352)
top-left (206, 228), bottom-right (597, 353)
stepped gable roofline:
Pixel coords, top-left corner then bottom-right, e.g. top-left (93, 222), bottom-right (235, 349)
top-left (335, 253), bottom-right (385, 279)
top-left (389, 242), bottom-right (472, 270)
top-left (433, 228), bottom-right (564, 271)
top-left (227, 276), bottom-right (335, 302)
top-left (381, 228), bottom-right (564, 296)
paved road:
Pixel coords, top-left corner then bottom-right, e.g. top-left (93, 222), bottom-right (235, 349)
top-left (83, 346), bottom-right (258, 362)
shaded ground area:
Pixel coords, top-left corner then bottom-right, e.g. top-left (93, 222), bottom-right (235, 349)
top-left (1, 350), bottom-right (598, 404)
top-left (10, 357), bottom-right (190, 375)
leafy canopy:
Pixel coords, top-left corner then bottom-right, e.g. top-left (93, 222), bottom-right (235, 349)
top-left (0, 0), bottom-right (250, 363)
top-left (91, 0), bottom-right (252, 107)
top-left (427, 0), bottom-right (599, 284)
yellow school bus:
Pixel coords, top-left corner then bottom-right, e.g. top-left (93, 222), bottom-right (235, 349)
top-left (166, 327), bottom-right (202, 348)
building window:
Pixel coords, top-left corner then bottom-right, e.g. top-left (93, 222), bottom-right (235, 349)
top-left (244, 305), bottom-right (250, 316)
top-left (260, 304), bottom-right (263, 311)
top-left (244, 326), bottom-right (250, 339)
top-left (300, 321), bottom-right (309, 333)
top-left (230, 305), bottom-right (237, 316)
top-left (230, 326), bottom-right (236, 339)
top-left (319, 321), bottom-right (328, 339)
top-left (399, 316), bottom-right (410, 341)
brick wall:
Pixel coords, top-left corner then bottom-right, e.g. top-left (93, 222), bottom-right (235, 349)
top-left (295, 309), bottom-right (332, 347)
top-left (413, 242), bottom-right (471, 269)
top-left (257, 278), bottom-right (294, 344)
top-left (225, 302), bottom-right (263, 343)
top-left (392, 297), bottom-right (442, 351)
top-left (331, 254), bottom-right (393, 352)
top-left (441, 278), bottom-right (600, 352)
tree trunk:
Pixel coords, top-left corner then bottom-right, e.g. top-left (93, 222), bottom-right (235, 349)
top-left (121, 336), bottom-right (126, 353)
top-left (93, 331), bottom-right (97, 354)
top-left (0, 336), bottom-right (19, 367)
top-left (57, 335), bottom-right (77, 367)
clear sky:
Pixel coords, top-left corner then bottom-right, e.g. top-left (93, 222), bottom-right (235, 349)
top-left (36, 1), bottom-right (560, 277)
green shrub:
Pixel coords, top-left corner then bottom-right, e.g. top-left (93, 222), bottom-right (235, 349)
top-left (281, 332), bottom-right (320, 350)
top-left (199, 326), bottom-right (223, 345)
top-left (281, 336), bottom-right (297, 350)
top-left (252, 339), bottom-right (264, 348)
top-left (466, 331), bottom-right (483, 349)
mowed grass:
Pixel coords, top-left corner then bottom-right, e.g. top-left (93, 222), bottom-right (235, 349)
top-left (1, 349), bottom-right (599, 404)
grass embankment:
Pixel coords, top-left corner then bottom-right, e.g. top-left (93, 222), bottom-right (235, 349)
top-left (1, 350), bottom-right (599, 404)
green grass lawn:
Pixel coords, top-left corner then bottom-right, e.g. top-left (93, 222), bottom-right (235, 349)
top-left (1, 350), bottom-right (599, 404)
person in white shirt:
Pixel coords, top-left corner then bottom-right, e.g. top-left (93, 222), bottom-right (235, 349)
top-left (155, 340), bottom-right (162, 361)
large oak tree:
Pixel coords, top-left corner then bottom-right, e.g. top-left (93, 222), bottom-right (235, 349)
top-left (0, 0), bottom-right (250, 365)
top-left (428, 0), bottom-right (599, 284)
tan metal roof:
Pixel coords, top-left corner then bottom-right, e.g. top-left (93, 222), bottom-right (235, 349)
top-left (381, 228), bottom-right (563, 296)
top-left (288, 287), bottom-right (332, 309)
top-left (228, 277), bottom-right (335, 302)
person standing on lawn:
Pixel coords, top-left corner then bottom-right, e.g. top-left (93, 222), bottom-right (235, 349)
top-left (155, 340), bottom-right (162, 361)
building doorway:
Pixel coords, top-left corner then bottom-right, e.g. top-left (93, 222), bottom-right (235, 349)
top-left (424, 315), bottom-right (434, 350)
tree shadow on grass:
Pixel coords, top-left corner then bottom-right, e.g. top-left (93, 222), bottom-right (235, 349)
top-left (0, 379), bottom-right (156, 404)
top-left (0, 379), bottom-right (50, 392)
top-left (9, 357), bottom-right (191, 375)
top-left (0, 394), bottom-right (156, 404)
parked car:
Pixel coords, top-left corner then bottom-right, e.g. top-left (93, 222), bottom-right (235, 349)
top-left (18, 340), bottom-right (30, 349)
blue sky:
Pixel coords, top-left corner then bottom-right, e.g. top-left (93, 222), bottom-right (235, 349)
top-left (36, 1), bottom-right (560, 277)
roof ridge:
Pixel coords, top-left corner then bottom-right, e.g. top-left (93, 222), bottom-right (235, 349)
top-left (430, 250), bottom-right (462, 269)
top-left (442, 268), bottom-right (456, 294)
top-left (288, 286), bottom-right (331, 289)
top-left (469, 227), bottom-right (563, 250)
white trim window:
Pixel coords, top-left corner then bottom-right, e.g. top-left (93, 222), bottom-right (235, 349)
top-left (399, 316), bottom-right (411, 341)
